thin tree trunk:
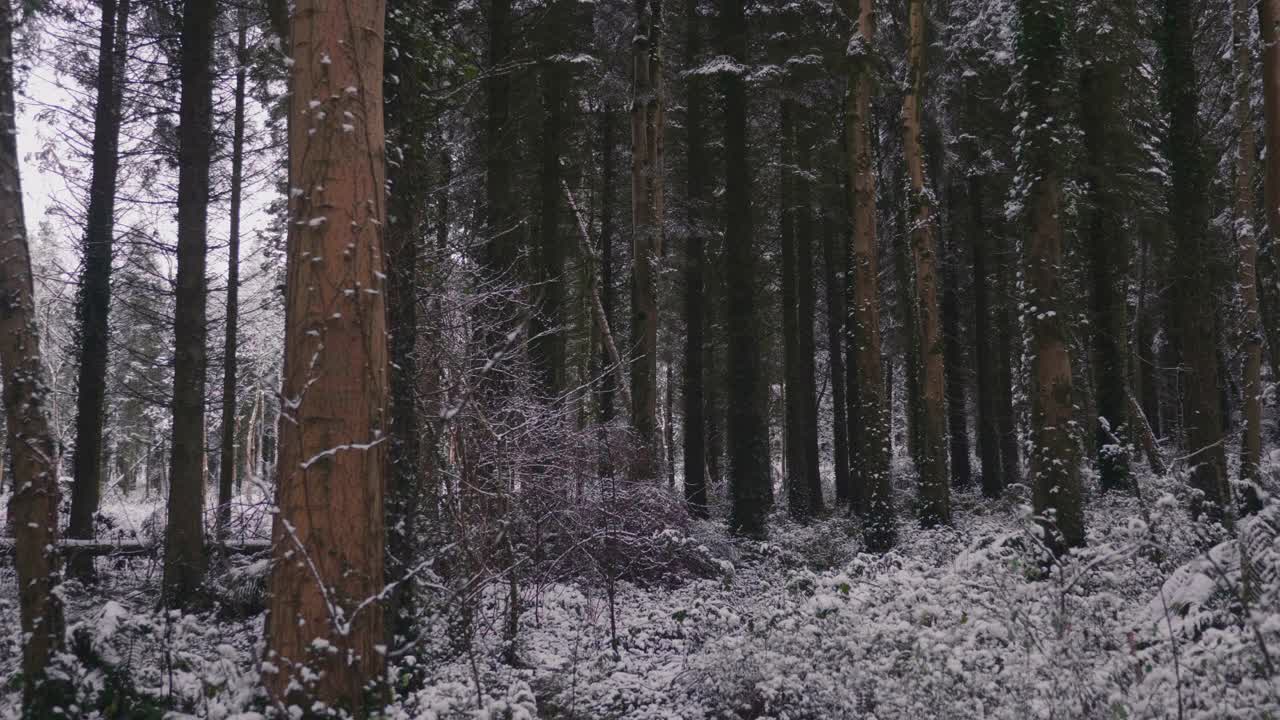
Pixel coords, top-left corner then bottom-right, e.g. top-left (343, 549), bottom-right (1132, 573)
top-left (902, 0), bottom-right (949, 525)
top-left (1164, 0), bottom-right (1231, 524)
top-left (162, 0), bottom-right (216, 604)
top-left (721, 0), bottom-right (772, 537)
top-left (216, 7), bottom-right (246, 543)
top-left (781, 100), bottom-right (809, 519)
top-left (1260, 0), bottom-right (1280, 434)
top-left (599, 106), bottom-right (617, 426)
top-left (971, 175), bottom-right (1002, 497)
top-left (796, 125), bottom-right (823, 515)
top-left (994, 227), bottom-right (1021, 484)
top-left (1018, 0), bottom-right (1084, 551)
top-left (263, 0), bottom-right (389, 709)
top-left (1235, 0), bottom-right (1263, 509)
top-left (822, 169), bottom-right (852, 506)
top-left (942, 207), bottom-right (971, 490)
top-left (683, 0), bottom-right (708, 517)
top-left (69, 0), bottom-right (130, 581)
top-left (846, 0), bottom-right (894, 549)
top-left (0, 2), bottom-right (67, 706)
top-left (631, 0), bottom-right (664, 481)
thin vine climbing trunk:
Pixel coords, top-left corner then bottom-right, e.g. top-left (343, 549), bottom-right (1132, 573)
top-left (631, 0), bottom-right (664, 481)
top-left (163, 0), bottom-right (216, 604)
top-left (0, 2), bottom-right (67, 707)
top-left (902, 0), bottom-right (949, 526)
top-left (1017, 0), bottom-right (1084, 551)
top-left (216, 8), bottom-right (246, 542)
top-left (69, 0), bottom-right (130, 580)
top-left (1235, 0), bottom-right (1263, 507)
top-left (262, 0), bottom-right (389, 710)
top-left (846, 0), bottom-right (894, 549)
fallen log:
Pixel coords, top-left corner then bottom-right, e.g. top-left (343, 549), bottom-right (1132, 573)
top-left (0, 538), bottom-right (271, 557)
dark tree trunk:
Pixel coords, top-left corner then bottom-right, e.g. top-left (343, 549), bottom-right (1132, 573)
top-left (970, 175), bottom-right (1003, 497)
top-left (1080, 21), bottom-right (1132, 492)
top-left (942, 213), bottom-right (971, 490)
top-left (822, 172), bottom-right (852, 506)
top-left (69, 0), bottom-right (131, 581)
top-left (682, 0), bottom-right (707, 516)
top-left (720, 0), bottom-right (771, 537)
top-left (1260, 0), bottom-right (1280, 435)
top-left (994, 227), bottom-right (1021, 485)
top-left (780, 100), bottom-right (809, 519)
top-left (796, 125), bottom-right (823, 515)
top-left (163, 0), bottom-right (216, 605)
top-left (599, 106), bottom-right (617, 426)
top-left (384, 0), bottom-right (434, 646)
top-left (1163, 0), bottom-right (1232, 523)
top-left (216, 7), bottom-right (245, 544)
top-left (531, 5), bottom-right (569, 401)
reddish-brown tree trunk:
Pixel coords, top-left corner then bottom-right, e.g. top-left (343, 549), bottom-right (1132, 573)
top-left (846, 0), bottom-right (894, 549)
top-left (631, 0), bottom-right (664, 481)
top-left (0, 1), bottom-right (67, 707)
top-left (902, 0), bottom-right (949, 526)
top-left (262, 0), bottom-right (389, 711)
top-left (1018, 0), bottom-right (1084, 551)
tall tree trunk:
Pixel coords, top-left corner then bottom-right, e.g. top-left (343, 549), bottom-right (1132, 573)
top-left (263, 0), bottom-right (389, 709)
top-left (1017, 0), bottom-right (1084, 551)
top-left (970, 174), bottom-right (1003, 497)
top-left (941, 223), bottom-right (971, 491)
top-left (822, 169), bottom-right (852, 505)
top-left (994, 227), bottom-right (1022, 484)
top-left (683, 0), bottom-right (708, 517)
top-left (599, 106), bottom-right (617, 426)
top-left (631, 0), bottom-right (664, 481)
top-left (902, 0), bottom-right (949, 526)
top-left (1080, 9), bottom-right (1132, 493)
top-left (1163, 0), bottom-right (1231, 524)
top-left (1260, 0), bottom-right (1280, 431)
top-left (216, 7), bottom-right (246, 543)
top-left (846, 0), bottom-right (894, 549)
top-left (69, 0), bottom-right (130, 580)
top-left (384, 0), bottom-right (432, 646)
top-left (781, 100), bottom-right (810, 519)
top-left (1135, 229), bottom-right (1162, 441)
top-left (162, 0), bottom-right (215, 604)
top-left (721, 0), bottom-right (772, 537)
top-left (532, 6), bottom-right (568, 401)
top-left (796, 125), bottom-right (823, 515)
top-left (1235, 0), bottom-right (1263, 508)
top-left (0, 2), bottom-right (67, 707)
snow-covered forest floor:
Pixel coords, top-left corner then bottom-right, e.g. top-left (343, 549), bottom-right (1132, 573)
top-left (3, 459), bottom-right (1280, 719)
